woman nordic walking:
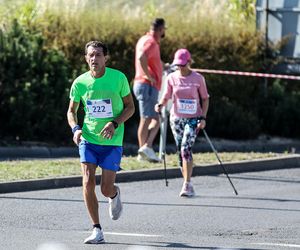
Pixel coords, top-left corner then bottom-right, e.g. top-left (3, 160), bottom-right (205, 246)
top-left (155, 48), bottom-right (209, 197)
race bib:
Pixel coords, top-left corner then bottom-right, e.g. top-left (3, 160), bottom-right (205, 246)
top-left (87, 99), bottom-right (113, 118)
top-left (177, 99), bottom-right (197, 114)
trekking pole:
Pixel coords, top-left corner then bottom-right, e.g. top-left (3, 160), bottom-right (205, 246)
top-left (159, 111), bottom-right (168, 187)
top-left (158, 69), bottom-right (172, 187)
top-left (162, 151), bottom-right (168, 187)
top-left (202, 129), bottom-right (238, 195)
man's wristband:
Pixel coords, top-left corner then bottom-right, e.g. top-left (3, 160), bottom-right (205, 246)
top-left (111, 120), bottom-right (119, 129)
top-left (72, 125), bottom-right (81, 134)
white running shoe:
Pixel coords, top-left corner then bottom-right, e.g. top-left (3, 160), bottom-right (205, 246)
top-left (138, 146), bottom-right (161, 162)
top-left (179, 182), bottom-right (195, 197)
top-left (109, 186), bottom-right (123, 220)
top-left (137, 154), bottom-right (146, 162)
top-left (83, 227), bottom-right (105, 244)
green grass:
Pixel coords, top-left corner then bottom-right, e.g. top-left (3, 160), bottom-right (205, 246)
top-left (0, 152), bottom-right (286, 182)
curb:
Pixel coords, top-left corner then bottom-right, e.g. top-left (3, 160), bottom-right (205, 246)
top-left (0, 155), bottom-right (299, 194)
top-left (0, 146), bottom-right (78, 159)
top-left (1, 138), bottom-right (299, 160)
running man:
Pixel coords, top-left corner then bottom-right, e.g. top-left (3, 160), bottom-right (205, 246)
top-left (155, 48), bottom-right (209, 197)
top-left (133, 18), bottom-right (166, 162)
top-left (67, 41), bottom-right (135, 244)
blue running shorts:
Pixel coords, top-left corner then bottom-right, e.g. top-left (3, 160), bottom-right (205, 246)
top-left (79, 140), bottom-right (122, 171)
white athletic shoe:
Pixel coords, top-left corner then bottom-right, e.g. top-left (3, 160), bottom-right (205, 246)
top-left (179, 182), bottom-right (195, 197)
top-left (137, 154), bottom-right (146, 162)
top-left (109, 186), bottom-right (123, 220)
top-left (138, 146), bottom-right (161, 162)
top-left (83, 227), bottom-right (105, 244)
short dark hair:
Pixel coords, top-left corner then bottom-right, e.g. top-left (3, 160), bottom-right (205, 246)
top-left (151, 18), bottom-right (165, 31)
top-left (85, 41), bottom-right (108, 56)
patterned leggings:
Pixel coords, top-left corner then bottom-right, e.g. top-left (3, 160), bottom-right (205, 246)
top-left (170, 117), bottom-right (199, 166)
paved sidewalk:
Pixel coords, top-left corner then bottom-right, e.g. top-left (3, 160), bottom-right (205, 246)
top-left (0, 154), bottom-right (299, 194)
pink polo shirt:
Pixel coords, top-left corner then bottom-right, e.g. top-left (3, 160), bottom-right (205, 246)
top-left (161, 70), bottom-right (209, 119)
top-left (134, 32), bottom-right (163, 90)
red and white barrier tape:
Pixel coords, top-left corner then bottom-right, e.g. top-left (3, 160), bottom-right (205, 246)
top-left (193, 68), bottom-right (300, 80)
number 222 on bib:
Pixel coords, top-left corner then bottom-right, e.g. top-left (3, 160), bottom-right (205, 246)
top-left (87, 99), bottom-right (113, 118)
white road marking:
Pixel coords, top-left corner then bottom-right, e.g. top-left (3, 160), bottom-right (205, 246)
top-left (104, 232), bottom-right (162, 237)
top-left (253, 243), bottom-right (300, 248)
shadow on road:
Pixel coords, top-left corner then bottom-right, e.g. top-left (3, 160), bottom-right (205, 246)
top-left (230, 174), bottom-right (300, 184)
top-left (1, 195), bottom-right (299, 212)
top-left (104, 240), bottom-right (266, 249)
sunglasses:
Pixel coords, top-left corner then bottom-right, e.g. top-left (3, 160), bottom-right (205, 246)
top-left (176, 63), bottom-right (188, 67)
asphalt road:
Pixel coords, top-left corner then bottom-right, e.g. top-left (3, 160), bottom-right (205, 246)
top-left (0, 168), bottom-right (299, 250)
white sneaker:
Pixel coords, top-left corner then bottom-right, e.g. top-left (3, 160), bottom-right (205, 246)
top-left (109, 186), bottom-right (123, 220)
top-left (84, 227), bottom-right (105, 244)
top-left (179, 182), bottom-right (195, 197)
top-left (138, 146), bottom-right (161, 162)
top-left (137, 154), bottom-right (146, 162)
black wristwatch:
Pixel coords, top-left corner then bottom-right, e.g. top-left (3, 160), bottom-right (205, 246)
top-left (111, 120), bottom-right (119, 129)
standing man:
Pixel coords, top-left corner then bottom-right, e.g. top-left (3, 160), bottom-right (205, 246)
top-left (133, 18), bottom-right (166, 162)
top-left (67, 41), bottom-right (135, 244)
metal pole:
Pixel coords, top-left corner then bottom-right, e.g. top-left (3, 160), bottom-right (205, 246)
top-left (159, 107), bottom-right (168, 187)
top-left (159, 106), bottom-right (168, 160)
top-left (202, 129), bottom-right (238, 195)
top-left (162, 151), bottom-right (168, 187)
top-left (158, 70), bottom-right (169, 187)
top-left (264, 0), bottom-right (269, 97)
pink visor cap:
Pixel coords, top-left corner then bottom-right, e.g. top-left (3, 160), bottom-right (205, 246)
top-left (172, 48), bottom-right (191, 66)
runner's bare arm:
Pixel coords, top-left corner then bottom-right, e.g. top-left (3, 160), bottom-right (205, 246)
top-left (155, 97), bottom-right (168, 113)
top-left (139, 53), bottom-right (156, 84)
top-left (67, 100), bottom-right (80, 128)
top-left (197, 98), bottom-right (209, 131)
top-left (100, 93), bottom-right (135, 140)
top-left (67, 100), bottom-right (82, 145)
top-left (114, 93), bottom-right (135, 125)
top-left (201, 98), bottom-right (209, 118)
